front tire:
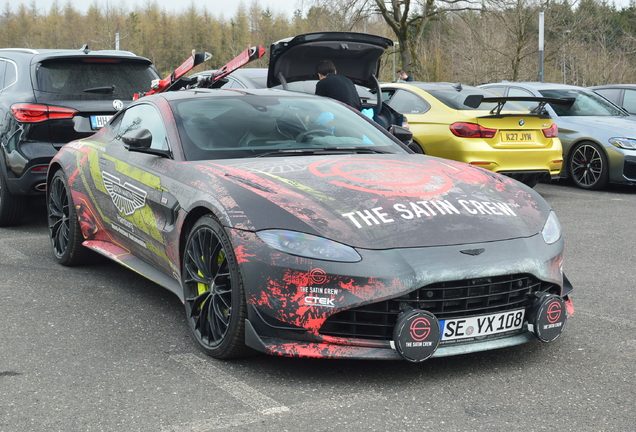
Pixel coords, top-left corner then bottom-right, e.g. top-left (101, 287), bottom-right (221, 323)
top-left (47, 170), bottom-right (89, 266)
top-left (182, 215), bottom-right (252, 359)
top-left (568, 142), bottom-right (609, 190)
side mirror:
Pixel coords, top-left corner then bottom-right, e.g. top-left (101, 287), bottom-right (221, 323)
top-left (390, 124), bottom-right (414, 145)
top-left (122, 128), bottom-right (152, 149)
top-left (121, 128), bottom-right (171, 158)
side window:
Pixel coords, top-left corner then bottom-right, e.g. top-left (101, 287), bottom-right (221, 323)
top-left (593, 88), bottom-right (621, 106)
top-left (115, 104), bottom-right (168, 151)
top-left (508, 87), bottom-right (536, 110)
top-left (0, 61), bottom-right (6, 92)
top-left (621, 89), bottom-right (636, 114)
top-left (386, 89), bottom-right (430, 114)
top-left (484, 86), bottom-right (506, 96)
top-left (2, 61), bottom-right (16, 91)
top-left (216, 77), bottom-right (242, 89)
top-left (380, 89), bottom-right (394, 103)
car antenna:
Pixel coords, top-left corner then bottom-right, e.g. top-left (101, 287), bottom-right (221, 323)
top-left (80, 44), bottom-right (90, 54)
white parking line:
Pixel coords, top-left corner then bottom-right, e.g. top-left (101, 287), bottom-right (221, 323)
top-left (165, 353), bottom-right (385, 432)
top-left (170, 353), bottom-right (290, 414)
top-left (0, 244), bottom-right (29, 261)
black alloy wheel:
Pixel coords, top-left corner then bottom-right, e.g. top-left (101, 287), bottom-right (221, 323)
top-left (47, 170), bottom-right (89, 266)
top-left (182, 215), bottom-right (252, 359)
top-left (568, 141), bottom-right (609, 190)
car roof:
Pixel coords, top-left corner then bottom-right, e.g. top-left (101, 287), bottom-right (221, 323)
top-left (149, 87), bottom-right (317, 102)
top-left (383, 82), bottom-right (483, 91)
top-left (482, 81), bottom-right (589, 91)
top-left (0, 47), bottom-right (149, 63)
top-left (590, 84), bottom-right (636, 90)
top-left (267, 32), bottom-right (393, 89)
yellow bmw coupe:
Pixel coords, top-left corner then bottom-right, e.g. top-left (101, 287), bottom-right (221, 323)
top-left (379, 82), bottom-right (567, 187)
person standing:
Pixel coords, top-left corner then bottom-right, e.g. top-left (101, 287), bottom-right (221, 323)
top-left (396, 70), bottom-right (414, 82)
top-left (315, 60), bottom-right (362, 111)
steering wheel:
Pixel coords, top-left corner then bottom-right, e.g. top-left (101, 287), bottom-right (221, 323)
top-left (295, 129), bottom-right (331, 143)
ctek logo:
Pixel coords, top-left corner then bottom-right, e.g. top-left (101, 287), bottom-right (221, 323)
top-left (304, 296), bottom-right (335, 308)
top-left (102, 171), bottom-right (147, 215)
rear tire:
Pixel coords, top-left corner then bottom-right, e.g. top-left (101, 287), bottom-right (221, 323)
top-left (0, 164), bottom-right (26, 227)
top-left (47, 170), bottom-right (90, 266)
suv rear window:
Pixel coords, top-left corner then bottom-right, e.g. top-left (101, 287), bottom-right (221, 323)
top-left (35, 58), bottom-right (157, 101)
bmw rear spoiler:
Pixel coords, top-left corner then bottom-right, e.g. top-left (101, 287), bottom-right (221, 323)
top-left (464, 95), bottom-right (576, 115)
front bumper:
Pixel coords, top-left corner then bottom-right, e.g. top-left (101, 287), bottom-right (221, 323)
top-left (230, 229), bottom-right (573, 361)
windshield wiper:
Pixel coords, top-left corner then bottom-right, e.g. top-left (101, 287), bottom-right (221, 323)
top-left (84, 85), bottom-right (115, 93)
top-left (254, 147), bottom-right (391, 158)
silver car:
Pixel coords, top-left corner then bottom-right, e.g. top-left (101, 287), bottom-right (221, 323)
top-left (480, 82), bottom-right (636, 190)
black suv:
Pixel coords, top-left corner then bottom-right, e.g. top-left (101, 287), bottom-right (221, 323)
top-left (0, 46), bottom-right (160, 226)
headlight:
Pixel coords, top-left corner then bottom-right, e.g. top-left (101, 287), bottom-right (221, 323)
top-left (609, 137), bottom-right (636, 150)
top-left (541, 211), bottom-right (562, 244)
top-left (257, 230), bottom-right (361, 262)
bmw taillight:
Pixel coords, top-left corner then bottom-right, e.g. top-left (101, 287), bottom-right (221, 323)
top-left (542, 124), bottom-right (559, 138)
top-left (450, 122), bottom-right (497, 139)
top-left (11, 104), bottom-right (77, 123)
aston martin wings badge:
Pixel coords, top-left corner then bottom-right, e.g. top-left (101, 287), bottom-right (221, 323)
top-left (102, 172), bottom-right (147, 216)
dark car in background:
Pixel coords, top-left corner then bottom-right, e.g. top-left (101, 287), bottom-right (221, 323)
top-left (0, 46), bottom-right (160, 226)
top-left (589, 84), bottom-right (636, 115)
top-left (200, 67), bottom-right (268, 89)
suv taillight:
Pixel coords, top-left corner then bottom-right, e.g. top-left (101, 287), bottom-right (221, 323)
top-left (11, 104), bottom-right (77, 122)
top-left (450, 122), bottom-right (497, 138)
top-left (542, 124), bottom-right (558, 138)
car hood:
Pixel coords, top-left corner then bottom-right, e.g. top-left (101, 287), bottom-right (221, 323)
top-left (191, 154), bottom-right (552, 249)
top-left (267, 32), bottom-right (393, 90)
top-left (557, 115), bottom-right (636, 136)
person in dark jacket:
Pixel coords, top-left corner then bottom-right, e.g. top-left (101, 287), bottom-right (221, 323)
top-left (314, 60), bottom-right (362, 111)
top-left (396, 69), bottom-right (414, 82)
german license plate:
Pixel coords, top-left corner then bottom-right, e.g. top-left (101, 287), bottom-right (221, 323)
top-left (440, 309), bottom-right (525, 341)
top-left (501, 131), bottom-right (534, 142)
top-left (90, 115), bottom-right (112, 129)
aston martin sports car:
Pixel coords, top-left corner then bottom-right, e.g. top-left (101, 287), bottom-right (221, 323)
top-left (47, 88), bottom-right (574, 362)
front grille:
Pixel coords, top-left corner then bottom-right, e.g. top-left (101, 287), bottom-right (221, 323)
top-left (623, 160), bottom-right (636, 180)
top-left (320, 274), bottom-right (559, 340)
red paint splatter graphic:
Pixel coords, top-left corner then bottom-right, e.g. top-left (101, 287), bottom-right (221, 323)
top-left (308, 158), bottom-right (454, 197)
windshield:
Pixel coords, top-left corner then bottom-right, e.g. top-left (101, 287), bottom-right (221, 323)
top-left (35, 58), bottom-right (158, 101)
top-left (538, 89), bottom-right (626, 117)
top-left (422, 85), bottom-right (527, 112)
top-left (171, 95), bottom-right (407, 161)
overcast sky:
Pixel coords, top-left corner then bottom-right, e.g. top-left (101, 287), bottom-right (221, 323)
top-left (9, 0), bottom-right (634, 18)
top-left (12, 0), bottom-right (305, 18)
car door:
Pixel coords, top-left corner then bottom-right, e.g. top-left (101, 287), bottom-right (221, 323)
top-left (381, 87), bottom-right (456, 154)
top-left (89, 103), bottom-right (178, 275)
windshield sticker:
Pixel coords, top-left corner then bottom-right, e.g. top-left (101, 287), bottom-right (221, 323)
top-left (102, 171), bottom-right (148, 215)
top-left (342, 199), bottom-right (518, 228)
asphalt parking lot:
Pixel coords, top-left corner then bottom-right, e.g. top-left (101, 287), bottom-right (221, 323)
top-left (0, 180), bottom-right (634, 432)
